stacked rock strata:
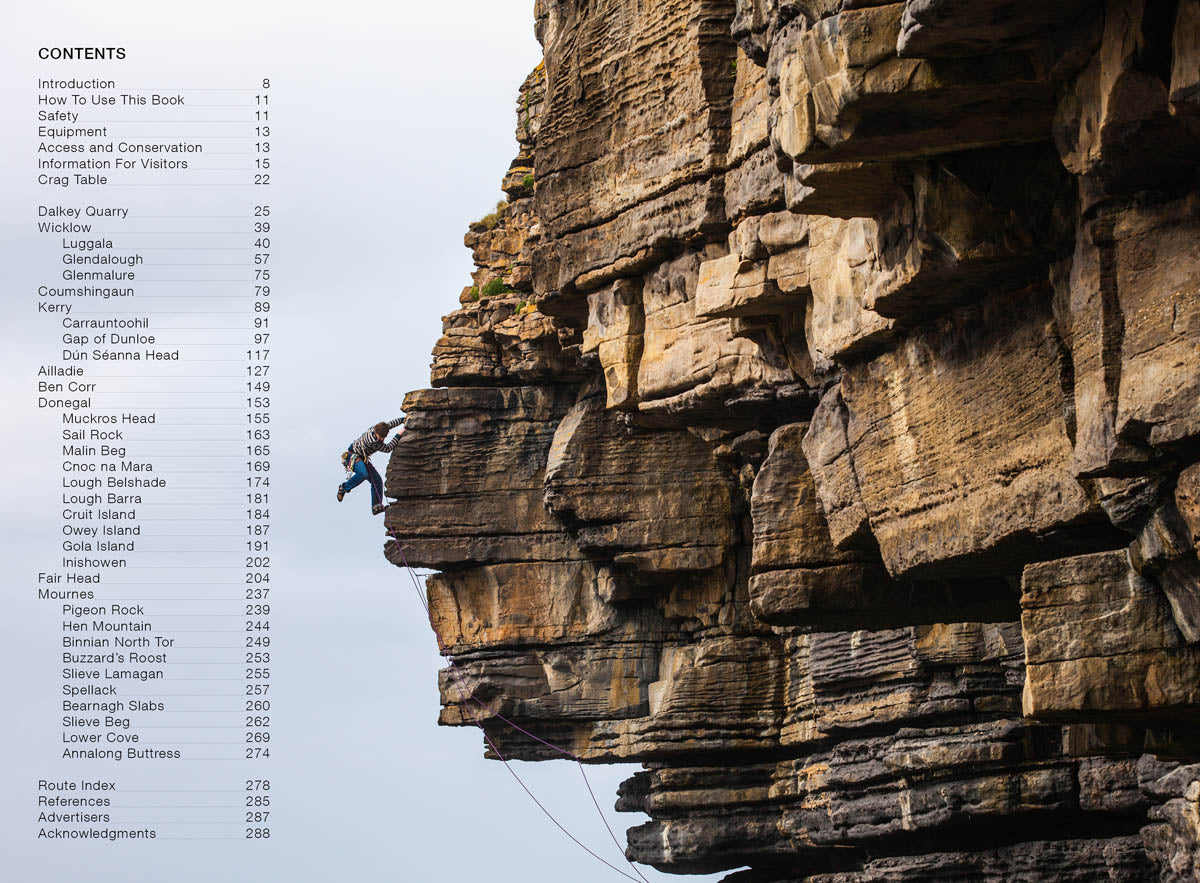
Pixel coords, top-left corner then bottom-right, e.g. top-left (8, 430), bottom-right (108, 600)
top-left (385, 1), bottom-right (1200, 879)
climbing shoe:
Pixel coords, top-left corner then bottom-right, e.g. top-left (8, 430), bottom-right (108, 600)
top-left (337, 486), bottom-right (345, 503)
top-left (371, 503), bottom-right (386, 516)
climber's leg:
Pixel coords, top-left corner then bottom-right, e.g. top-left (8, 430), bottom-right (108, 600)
top-left (365, 460), bottom-right (385, 511)
top-left (341, 460), bottom-right (369, 496)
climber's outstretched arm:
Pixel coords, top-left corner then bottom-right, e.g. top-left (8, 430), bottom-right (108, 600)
top-left (380, 417), bottom-right (406, 452)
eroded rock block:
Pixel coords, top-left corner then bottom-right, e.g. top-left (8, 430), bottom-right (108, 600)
top-left (1177, 464), bottom-right (1200, 552)
top-left (384, 385), bottom-right (581, 568)
top-left (749, 422), bottom-right (901, 628)
top-left (426, 562), bottom-right (628, 653)
top-left (782, 146), bottom-right (1070, 334)
top-left (1065, 194), bottom-right (1200, 476)
top-left (802, 385), bottom-right (871, 549)
top-left (1141, 761), bottom-right (1200, 882)
top-left (582, 279), bottom-right (644, 410)
top-left (432, 301), bottom-right (585, 387)
top-left (864, 146), bottom-right (1072, 320)
top-left (806, 623), bottom-right (1025, 733)
top-left (840, 284), bottom-right (1109, 577)
top-left (898, 0), bottom-right (1099, 58)
top-left (784, 160), bottom-right (901, 219)
top-left (543, 395), bottom-right (737, 573)
top-left (635, 250), bottom-right (803, 422)
top-left (696, 252), bottom-right (797, 319)
top-left (1055, 0), bottom-right (1200, 205)
top-left (533, 0), bottom-right (737, 291)
top-left (804, 215), bottom-right (896, 361)
top-left (773, 4), bottom-right (1059, 165)
top-left (439, 634), bottom-right (786, 761)
top-left (1129, 497), bottom-right (1200, 643)
top-left (1022, 550), bottom-right (1200, 720)
top-left (436, 644), bottom-right (659, 739)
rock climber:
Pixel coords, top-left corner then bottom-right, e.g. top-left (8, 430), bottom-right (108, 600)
top-left (337, 417), bottom-right (405, 515)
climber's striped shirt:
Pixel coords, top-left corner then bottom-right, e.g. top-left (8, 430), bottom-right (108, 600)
top-left (347, 417), bottom-right (405, 461)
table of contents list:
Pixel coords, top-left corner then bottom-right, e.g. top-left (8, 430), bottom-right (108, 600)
top-left (31, 61), bottom-right (275, 844)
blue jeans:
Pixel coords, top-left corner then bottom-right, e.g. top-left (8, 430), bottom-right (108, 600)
top-left (341, 459), bottom-right (383, 508)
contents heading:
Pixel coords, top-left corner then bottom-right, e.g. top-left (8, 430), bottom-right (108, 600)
top-left (39, 48), bottom-right (126, 60)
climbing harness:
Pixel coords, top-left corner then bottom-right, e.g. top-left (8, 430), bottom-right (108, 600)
top-left (388, 532), bottom-right (653, 883)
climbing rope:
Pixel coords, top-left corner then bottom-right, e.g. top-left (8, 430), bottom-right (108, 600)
top-left (389, 534), bottom-right (653, 883)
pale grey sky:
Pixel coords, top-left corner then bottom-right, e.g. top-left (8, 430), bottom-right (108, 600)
top-left (0, 2), bottom-right (730, 881)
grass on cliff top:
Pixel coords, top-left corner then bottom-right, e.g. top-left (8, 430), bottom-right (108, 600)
top-left (472, 199), bottom-right (509, 232)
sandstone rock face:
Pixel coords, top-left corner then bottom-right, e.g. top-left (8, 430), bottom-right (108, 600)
top-left (386, 1), bottom-right (1200, 879)
top-left (1142, 762), bottom-right (1200, 882)
top-left (1022, 550), bottom-right (1200, 720)
top-left (838, 283), bottom-right (1116, 578)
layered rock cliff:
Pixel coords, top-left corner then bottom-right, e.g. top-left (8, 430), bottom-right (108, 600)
top-left (384, 1), bottom-right (1200, 879)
